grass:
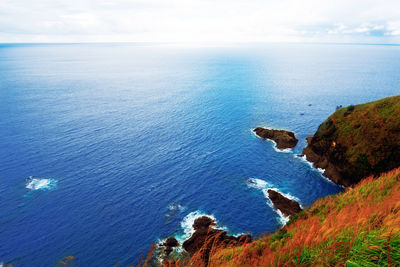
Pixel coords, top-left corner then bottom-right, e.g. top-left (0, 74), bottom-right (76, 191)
top-left (310, 95), bottom-right (400, 184)
top-left (158, 167), bottom-right (400, 267)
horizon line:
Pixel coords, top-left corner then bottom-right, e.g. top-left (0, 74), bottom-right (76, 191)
top-left (0, 41), bottom-right (399, 47)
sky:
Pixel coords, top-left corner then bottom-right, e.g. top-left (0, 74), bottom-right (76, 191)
top-left (0, 0), bottom-right (399, 44)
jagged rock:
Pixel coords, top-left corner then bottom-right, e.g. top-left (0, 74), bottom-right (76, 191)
top-left (253, 127), bottom-right (298, 149)
top-left (160, 237), bottom-right (180, 257)
top-left (182, 216), bottom-right (251, 266)
top-left (267, 189), bottom-right (302, 218)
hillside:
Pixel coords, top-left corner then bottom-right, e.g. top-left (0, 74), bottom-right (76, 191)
top-left (303, 95), bottom-right (400, 186)
top-left (169, 168), bottom-right (400, 266)
top-left (146, 96), bottom-right (400, 267)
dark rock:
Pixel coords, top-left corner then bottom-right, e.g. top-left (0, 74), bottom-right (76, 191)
top-left (192, 216), bottom-right (215, 231)
top-left (163, 237), bottom-right (179, 247)
top-left (247, 179), bottom-right (256, 184)
top-left (303, 137), bottom-right (348, 186)
top-left (160, 237), bottom-right (180, 257)
top-left (182, 216), bottom-right (251, 266)
top-left (267, 189), bottom-right (302, 218)
top-left (253, 127), bottom-right (298, 150)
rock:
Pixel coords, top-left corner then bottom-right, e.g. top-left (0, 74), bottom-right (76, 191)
top-left (247, 179), bottom-right (256, 184)
top-left (163, 237), bottom-right (179, 247)
top-left (267, 189), bottom-right (302, 218)
top-left (182, 216), bottom-right (251, 266)
top-left (160, 237), bottom-right (180, 257)
top-left (253, 127), bottom-right (298, 150)
top-left (192, 216), bottom-right (215, 231)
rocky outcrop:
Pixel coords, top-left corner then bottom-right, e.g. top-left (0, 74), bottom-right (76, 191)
top-left (160, 237), bottom-right (180, 257)
top-left (253, 127), bottom-right (298, 149)
top-left (303, 95), bottom-right (400, 187)
top-left (267, 189), bottom-right (302, 218)
top-left (181, 216), bottom-right (251, 266)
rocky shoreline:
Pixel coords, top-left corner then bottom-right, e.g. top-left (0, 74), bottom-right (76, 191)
top-left (160, 216), bottom-right (251, 265)
top-left (253, 127), bottom-right (298, 150)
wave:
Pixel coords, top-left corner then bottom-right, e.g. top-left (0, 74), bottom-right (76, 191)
top-left (295, 155), bottom-right (342, 187)
top-left (246, 177), bottom-right (272, 190)
top-left (25, 176), bottom-right (57, 191)
top-left (165, 202), bottom-right (187, 221)
top-left (296, 154), bottom-right (324, 173)
top-left (168, 202), bottom-right (186, 213)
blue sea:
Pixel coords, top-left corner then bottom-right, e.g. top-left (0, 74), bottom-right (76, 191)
top-left (1, 43), bottom-right (399, 266)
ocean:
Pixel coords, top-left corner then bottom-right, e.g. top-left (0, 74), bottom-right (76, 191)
top-left (1, 43), bottom-right (399, 266)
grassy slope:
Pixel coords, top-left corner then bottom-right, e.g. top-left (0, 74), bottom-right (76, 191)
top-left (206, 168), bottom-right (400, 266)
top-left (311, 95), bottom-right (400, 183)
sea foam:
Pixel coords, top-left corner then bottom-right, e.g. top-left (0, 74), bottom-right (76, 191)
top-left (296, 155), bottom-right (342, 186)
top-left (25, 177), bottom-right (57, 191)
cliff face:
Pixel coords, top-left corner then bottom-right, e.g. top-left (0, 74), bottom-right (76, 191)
top-left (303, 95), bottom-right (400, 186)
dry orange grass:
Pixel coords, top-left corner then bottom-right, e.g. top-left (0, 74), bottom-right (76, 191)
top-left (207, 168), bottom-right (400, 266)
top-left (142, 168), bottom-right (400, 266)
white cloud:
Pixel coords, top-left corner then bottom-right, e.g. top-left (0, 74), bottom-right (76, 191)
top-left (0, 0), bottom-right (399, 43)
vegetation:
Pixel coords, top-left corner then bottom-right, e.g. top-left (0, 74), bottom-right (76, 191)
top-left (307, 95), bottom-right (400, 185)
top-left (155, 167), bottom-right (400, 266)
top-left (140, 96), bottom-right (400, 266)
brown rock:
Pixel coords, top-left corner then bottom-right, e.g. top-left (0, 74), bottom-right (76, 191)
top-left (182, 216), bottom-right (251, 266)
top-left (160, 237), bottom-right (180, 257)
top-left (254, 127), bottom-right (298, 149)
top-left (267, 189), bottom-right (302, 218)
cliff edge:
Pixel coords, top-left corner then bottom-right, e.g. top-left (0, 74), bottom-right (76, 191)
top-left (303, 95), bottom-right (400, 186)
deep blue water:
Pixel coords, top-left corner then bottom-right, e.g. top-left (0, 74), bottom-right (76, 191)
top-left (1, 43), bottom-right (399, 266)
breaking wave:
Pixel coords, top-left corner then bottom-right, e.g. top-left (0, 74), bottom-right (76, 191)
top-left (25, 176), bottom-right (57, 191)
top-left (246, 178), bottom-right (301, 225)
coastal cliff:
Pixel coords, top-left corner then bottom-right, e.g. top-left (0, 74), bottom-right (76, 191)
top-left (303, 95), bottom-right (400, 186)
top-left (149, 96), bottom-right (400, 266)
top-left (209, 167), bottom-right (400, 266)
top-left (157, 167), bottom-right (400, 266)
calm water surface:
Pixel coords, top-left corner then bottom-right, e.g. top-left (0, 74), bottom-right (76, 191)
top-left (1, 43), bottom-right (399, 266)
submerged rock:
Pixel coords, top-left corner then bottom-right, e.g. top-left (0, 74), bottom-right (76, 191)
top-left (267, 189), bottom-right (302, 218)
top-left (253, 127), bottom-right (298, 150)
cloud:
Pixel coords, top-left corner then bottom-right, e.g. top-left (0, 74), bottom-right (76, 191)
top-left (0, 0), bottom-right (399, 43)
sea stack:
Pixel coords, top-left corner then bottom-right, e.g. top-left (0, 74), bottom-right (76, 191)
top-left (253, 127), bottom-right (298, 150)
top-left (267, 189), bottom-right (302, 218)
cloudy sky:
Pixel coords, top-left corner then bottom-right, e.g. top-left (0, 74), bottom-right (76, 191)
top-left (0, 0), bottom-right (399, 43)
